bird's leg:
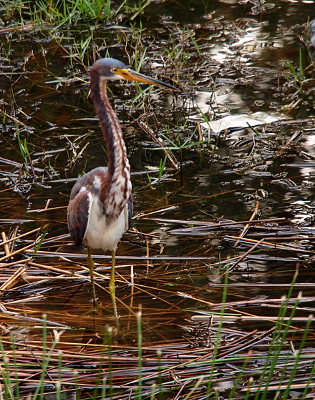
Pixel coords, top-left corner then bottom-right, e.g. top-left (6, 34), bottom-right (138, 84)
top-left (87, 247), bottom-right (97, 306)
top-left (109, 250), bottom-right (119, 326)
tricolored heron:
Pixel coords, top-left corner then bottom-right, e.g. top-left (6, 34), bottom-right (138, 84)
top-left (67, 58), bottom-right (180, 321)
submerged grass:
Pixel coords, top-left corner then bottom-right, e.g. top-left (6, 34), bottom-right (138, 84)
top-left (0, 278), bottom-right (314, 400)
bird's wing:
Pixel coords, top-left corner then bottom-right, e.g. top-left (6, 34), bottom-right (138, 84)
top-left (67, 190), bottom-right (90, 248)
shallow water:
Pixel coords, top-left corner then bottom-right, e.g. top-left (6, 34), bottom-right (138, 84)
top-left (1, 0), bottom-right (315, 350)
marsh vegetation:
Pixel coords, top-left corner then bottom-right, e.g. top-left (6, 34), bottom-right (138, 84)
top-left (1, 0), bottom-right (315, 399)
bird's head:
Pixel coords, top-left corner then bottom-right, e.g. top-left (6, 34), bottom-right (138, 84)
top-left (91, 57), bottom-right (180, 92)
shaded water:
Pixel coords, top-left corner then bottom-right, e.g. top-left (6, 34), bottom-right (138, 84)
top-left (1, 0), bottom-right (315, 360)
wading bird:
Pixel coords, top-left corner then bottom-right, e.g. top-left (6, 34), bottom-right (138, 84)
top-left (67, 58), bottom-right (179, 322)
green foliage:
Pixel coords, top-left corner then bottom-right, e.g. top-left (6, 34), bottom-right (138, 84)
top-left (17, 133), bottom-right (31, 164)
top-left (0, 0), bottom-right (150, 28)
top-left (158, 154), bottom-right (168, 180)
top-left (283, 48), bottom-right (307, 89)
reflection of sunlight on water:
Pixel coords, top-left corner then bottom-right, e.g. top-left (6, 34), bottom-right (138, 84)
top-left (209, 20), bottom-right (265, 61)
top-left (193, 89), bottom-right (246, 115)
top-left (286, 134), bottom-right (315, 179)
top-left (189, 21), bottom-right (289, 135)
top-left (207, 112), bottom-right (282, 134)
top-left (299, 166), bottom-right (315, 179)
top-left (303, 134), bottom-right (315, 154)
top-left (291, 200), bottom-right (315, 225)
top-left (187, 21), bottom-right (270, 121)
top-left (150, 226), bottom-right (179, 248)
top-left (191, 88), bottom-right (286, 134)
top-left (187, 16), bottom-right (300, 137)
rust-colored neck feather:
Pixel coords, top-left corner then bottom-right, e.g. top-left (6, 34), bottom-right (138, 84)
top-left (89, 70), bottom-right (131, 222)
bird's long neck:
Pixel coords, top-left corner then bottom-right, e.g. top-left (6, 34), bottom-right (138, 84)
top-left (90, 72), bottom-right (131, 222)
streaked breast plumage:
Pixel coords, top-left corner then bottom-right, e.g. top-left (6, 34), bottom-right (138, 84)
top-left (67, 167), bottom-right (132, 252)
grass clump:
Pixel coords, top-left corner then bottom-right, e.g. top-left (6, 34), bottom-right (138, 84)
top-left (1, 0), bottom-right (150, 29)
top-left (1, 279), bottom-right (314, 400)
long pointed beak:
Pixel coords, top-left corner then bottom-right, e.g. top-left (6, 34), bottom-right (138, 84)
top-left (115, 68), bottom-right (181, 92)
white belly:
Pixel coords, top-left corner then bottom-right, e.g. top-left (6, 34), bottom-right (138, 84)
top-left (83, 194), bottom-right (129, 252)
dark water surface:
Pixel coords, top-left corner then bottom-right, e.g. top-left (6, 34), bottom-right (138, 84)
top-left (1, 0), bottom-right (315, 347)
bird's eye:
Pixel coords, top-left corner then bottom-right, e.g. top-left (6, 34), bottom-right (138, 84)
top-left (112, 68), bottom-right (118, 73)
